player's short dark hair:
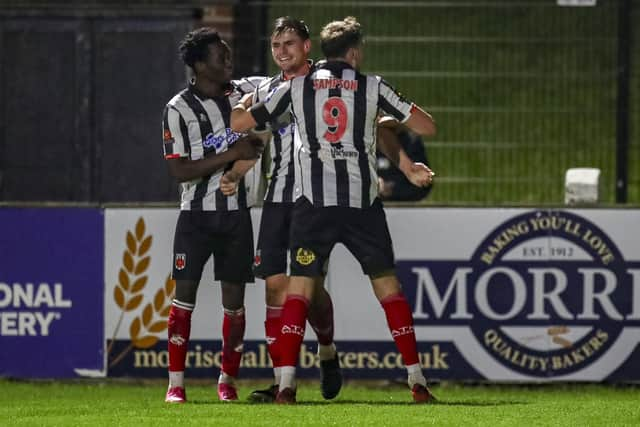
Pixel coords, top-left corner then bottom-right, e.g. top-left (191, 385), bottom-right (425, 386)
top-left (272, 16), bottom-right (310, 40)
top-left (320, 16), bottom-right (363, 59)
top-left (179, 27), bottom-right (222, 68)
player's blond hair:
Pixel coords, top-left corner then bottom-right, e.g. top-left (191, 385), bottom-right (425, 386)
top-left (320, 16), bottom-right (363, 59)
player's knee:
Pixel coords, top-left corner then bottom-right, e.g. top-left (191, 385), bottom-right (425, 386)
top-left (174, 280), bottom-right (199, 305)
top-left (265, 274), bottom-right (288, 306)
top-left (221, 282), bottom-right (246, 311)
top-left (311, 279), bottom-right (331, 304)
top-left (370, 274), bottom-right (402, 301)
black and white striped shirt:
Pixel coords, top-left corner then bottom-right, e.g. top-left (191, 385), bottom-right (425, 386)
top-left (253, 72), bottom-right (300, 204)
top-left (162, 77), bottom-right (265, 211)
top-left (251, 61), bottom-right (415, 208)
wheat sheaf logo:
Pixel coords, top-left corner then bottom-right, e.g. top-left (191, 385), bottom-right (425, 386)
top-left (107, 217), bottom-right (175, 368)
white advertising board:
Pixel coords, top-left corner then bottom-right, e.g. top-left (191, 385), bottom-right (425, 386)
top-left (104, 207), bottom-right (640, 381)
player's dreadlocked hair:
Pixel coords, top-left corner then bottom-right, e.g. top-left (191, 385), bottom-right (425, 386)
top-left (320, 16), bottom-right (363, 59)
top-left (179, 27), bottom-right (222, 68)
top-left (272, 16), bottom-right (310, 41)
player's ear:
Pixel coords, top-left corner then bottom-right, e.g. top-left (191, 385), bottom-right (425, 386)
top-left (346, 47), bottom-right (359, 68)
top-left (303, 39), bottom-right (311, 54)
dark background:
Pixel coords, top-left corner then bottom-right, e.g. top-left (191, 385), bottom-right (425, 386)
top-left (0, 1), bottom-right (268, 203)
top-left (0, 0), bottom-right (638, 205)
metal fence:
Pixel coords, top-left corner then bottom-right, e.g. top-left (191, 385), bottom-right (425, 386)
top-left (0, 6), bottom-right (194, 203)
top-left (0, 0), bottom-right (637, 205)
top-left (263, 0), bottom-right (638, 205)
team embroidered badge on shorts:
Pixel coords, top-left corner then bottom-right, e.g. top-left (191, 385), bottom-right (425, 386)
top-left (175, 253), bottom-right (186, 270)
top-left (295, 248), bottom-right (315, 266)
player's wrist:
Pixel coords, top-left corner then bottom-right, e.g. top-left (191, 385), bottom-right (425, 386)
top-left (232, 103), bottom-right (247, 112)
top-left (397, 153), bottom-right (413, 174)
top-left (225, 171), bottom-right (240, 183)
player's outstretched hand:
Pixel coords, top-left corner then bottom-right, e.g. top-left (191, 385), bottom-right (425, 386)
top-left (220, 173), bottom-right (239, 196)
top-left (407, 162), bottom-right (435, 187)
top-left (239, 92), bottom-right (254, 109)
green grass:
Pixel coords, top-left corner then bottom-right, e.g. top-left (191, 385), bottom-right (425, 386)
top-left (2, 379), bottom-right (640, 426)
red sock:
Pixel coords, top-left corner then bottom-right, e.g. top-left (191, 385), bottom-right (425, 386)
top-left (278, 295), bottom-right (309, 367)
top-left (307, 294), bottom-right (334, 345)
top-left (380, 293), bottom-right (419, 366)
top-left (167, 301), bottom-right (194, 372)
top-left (221, 307), bottom-right (246, 378)
top-left (265, 306), bottom-right (283, 368)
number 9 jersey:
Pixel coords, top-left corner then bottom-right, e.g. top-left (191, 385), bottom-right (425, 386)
top-left (250, 60), bottom-right (415, 209)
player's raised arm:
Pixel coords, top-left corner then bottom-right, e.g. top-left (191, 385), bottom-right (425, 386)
top-left (404, 105), bottom-right (436, 137)
top-left (378, 79), bottom-right (436, 137)
top-left (231, 80), bottom-right (292, 133)
top-left (230, 92), bottom-right (258, 132)
top-left (377, 120), bottom-right (434, 188)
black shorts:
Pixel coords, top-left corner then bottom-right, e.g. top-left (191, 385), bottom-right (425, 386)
top-left (253, 202), bottom-right (293, 278)
top-left (289, 197), bottom-right (395, 277)
top-left (172, 209), bottom-right (254, 283)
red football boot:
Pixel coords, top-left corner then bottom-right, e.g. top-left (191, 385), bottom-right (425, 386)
top-left (217, 383), bottom-right (239, 401)
top-left (165, 386), bottom-right (187, 403)
top-left (275, 387), bottom-right (297, 404)
top-left (411, 384), bottom-right (436, 404)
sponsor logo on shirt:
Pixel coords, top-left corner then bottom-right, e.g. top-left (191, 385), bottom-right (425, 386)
top-left (203, 129), bottom-right (244, 150)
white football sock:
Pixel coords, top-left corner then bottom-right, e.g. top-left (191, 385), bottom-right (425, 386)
top-left (273, 366), bottom-right (282, 386)
top-left (406, 363), bottom-right (426, 388)
top-left (169, 371), bottom-right (184, 388)
top-left (218, 372), bottom-right (235, 385)
top-left (279, 366), bottom-right (296, 391)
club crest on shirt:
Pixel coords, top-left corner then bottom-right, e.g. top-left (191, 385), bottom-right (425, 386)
top-left (295, 248), bottom-right (316, 266)
top-left (163, 129), bottom-right (172, 141)
top-left (175, 253), bottom-right (186, 270)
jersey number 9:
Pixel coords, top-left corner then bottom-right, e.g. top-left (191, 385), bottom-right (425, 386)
top-left (322, 97), bottom-right (348, 144)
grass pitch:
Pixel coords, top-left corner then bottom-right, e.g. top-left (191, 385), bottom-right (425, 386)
top-left (2, 379), bottom-right (639, 426)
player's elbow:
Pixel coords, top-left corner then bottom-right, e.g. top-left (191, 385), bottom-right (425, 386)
top-left (422, 120), bottom-right (436, 137)
top-left (409, 121), bottom-right (436, 138)
top-left (169, 170), bottom-right (192, 183)
top-left (167, 158), bottom-right (194, 182)
top-left (406, 112), bottom-right (436, 137)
